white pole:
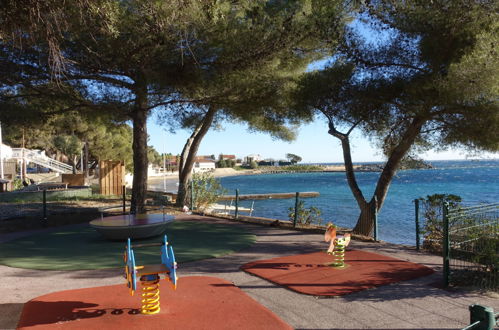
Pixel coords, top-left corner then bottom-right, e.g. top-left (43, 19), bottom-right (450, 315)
top-left (163, 152), bottom-right (166, 192)
top-left (21, 130), bottom-right (25, 181)
top-left (0, 121), bottom-right (4, 179)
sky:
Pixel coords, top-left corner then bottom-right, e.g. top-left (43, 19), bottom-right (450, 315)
top-left (146, 16), bottom-right (498, 164)
top-left (146, 117), bottom-right (496, 163)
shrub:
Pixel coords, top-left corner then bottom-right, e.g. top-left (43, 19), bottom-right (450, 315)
top-left (420, 193), bottom-right (462, 253)
top-left (288, 200), bottom-right (322, 226)
top-left (11, 178), bottom-right (24, 191)
top-left (189, 173), bottom-right (226, 211)
top-left (217, 159), bottom-right (227, 168)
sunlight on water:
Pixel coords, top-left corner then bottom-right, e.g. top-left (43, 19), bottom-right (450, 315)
top-left (220, 160), bottom-right (499, 246)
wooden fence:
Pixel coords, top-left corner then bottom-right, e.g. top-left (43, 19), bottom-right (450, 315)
top-left (99, 160), bottom-right (124, 195)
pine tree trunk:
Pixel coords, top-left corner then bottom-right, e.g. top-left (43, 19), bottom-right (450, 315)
top-left (84, 140), bottom-right (89, 179)
top-left (352, 198), bottom-right (375, 236)
top-left (130, 90), bottom-right (149, 214)
top-left (72, 155), bottom-right (77, 174)
top-left (353, 117), bottom-right (426, 236)
top-left (328, 117), bottom-right (426, 237)
top-left (176, 107), bottom-right (216, 207)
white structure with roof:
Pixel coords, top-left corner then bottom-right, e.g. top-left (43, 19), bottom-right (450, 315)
top-left (193, 157), bottom-right (216, 173)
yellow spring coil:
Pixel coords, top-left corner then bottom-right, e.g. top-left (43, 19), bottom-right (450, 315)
top-left (141, 277), bottom-right (161, 315)
top-left (331, 238), bottom-right (347, 268)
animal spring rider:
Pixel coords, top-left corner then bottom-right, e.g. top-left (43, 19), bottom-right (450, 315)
top-left (124, 235), bottom-right (178, 315)
top-left (324, 223), bottom-right (351, 268)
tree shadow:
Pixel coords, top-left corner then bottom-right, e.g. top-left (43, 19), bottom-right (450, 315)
top-left (0, 303), bottom-right (24, 330)
top-left (17, 300), bottom-right (139, 328)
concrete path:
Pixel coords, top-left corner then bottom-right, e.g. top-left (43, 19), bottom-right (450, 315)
top-left (0, 214), bottom-right (497, 329)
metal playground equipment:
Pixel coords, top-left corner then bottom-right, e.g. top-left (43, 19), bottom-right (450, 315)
top-left (324, 223), bottom-right (351, 268)
top-left (124, 235), bottom-right (178, 315)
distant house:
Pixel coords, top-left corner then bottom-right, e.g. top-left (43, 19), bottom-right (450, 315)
top-left (193, 156), bottom-right (216, 173)
top-left (197, 155), bottom-right (216, 161)
top-left (164, 155), bottom-right (178, 172)
top-left (219, 154), bottom-right (236, 160)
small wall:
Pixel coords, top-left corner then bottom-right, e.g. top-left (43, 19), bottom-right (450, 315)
top-left (62, 174), bottom-right (85, 186)
top-left (0, 187), bottom-right (92, 203)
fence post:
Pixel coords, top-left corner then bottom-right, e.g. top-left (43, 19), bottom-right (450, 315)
top-left (372, 196), bottom-right (378, 241)
top-left (190, 180), bottom-right (194, 212)
top-left (443, 201), bottom-right (450, 288)
top-left (42, 189), bottom-right (47, 225)
top-left (235, 189), bottom-right (239, 220)
top-left (415, 199), bottom-right (420, 251)
top-left (293, 192), bottom-right (299, 228)
top-left (122, 185), bottom-right (126, 214)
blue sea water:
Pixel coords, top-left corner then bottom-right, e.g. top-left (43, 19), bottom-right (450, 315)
top-left (219, 160), bottom-right (499, 246)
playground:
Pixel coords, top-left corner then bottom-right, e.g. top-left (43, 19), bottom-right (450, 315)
top-left (0, 213), bottom-right (497, 329)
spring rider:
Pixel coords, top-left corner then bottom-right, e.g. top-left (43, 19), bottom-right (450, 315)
top-left (124, 235), bottom-right (178, 315)
top-left (324, 223), bottom-right (351, 268)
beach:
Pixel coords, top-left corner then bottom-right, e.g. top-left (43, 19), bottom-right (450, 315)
top-left (147, 165), bottom-right (350, 192)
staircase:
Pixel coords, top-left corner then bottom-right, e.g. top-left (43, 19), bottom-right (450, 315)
top-left (11, 148), bottom-right (73, 174)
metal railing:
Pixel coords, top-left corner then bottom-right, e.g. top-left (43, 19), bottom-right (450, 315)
top-left (444, 202), bottom-right (499, 290)
top-left (11, 148), bottom-right (72, 173)
top-left (189, 187), bottom-right (334, 229)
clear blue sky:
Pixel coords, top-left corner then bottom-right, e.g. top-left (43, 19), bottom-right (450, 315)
top-left (146, 116), bottom-right (495, 163)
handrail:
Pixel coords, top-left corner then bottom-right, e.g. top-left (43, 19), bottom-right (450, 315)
top-left (11, 148), bottom-right (72, 173)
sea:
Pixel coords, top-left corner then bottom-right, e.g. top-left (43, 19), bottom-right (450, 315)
top-left (217, 160), bottom-right (499, 246)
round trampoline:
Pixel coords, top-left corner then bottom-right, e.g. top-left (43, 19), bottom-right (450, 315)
top-left (90, 213), bottom-right (174, 240)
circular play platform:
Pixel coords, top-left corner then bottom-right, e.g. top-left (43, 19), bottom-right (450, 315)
top-left (90, 213), bottom-right (174, 240)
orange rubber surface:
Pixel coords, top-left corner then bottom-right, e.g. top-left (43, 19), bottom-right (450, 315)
top-left (241, 250), bottom-right (434, 296)
top-left (17, 276), bottom-right (291, 330)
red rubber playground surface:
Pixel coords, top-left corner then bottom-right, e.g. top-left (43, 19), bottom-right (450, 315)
top-left (17, 276), bottom-right (292, 330)
top-left (241, 250), bottom-right (435, 296)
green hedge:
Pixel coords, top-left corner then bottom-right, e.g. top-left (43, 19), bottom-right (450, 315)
top-left (0, 187), bottom-right (92, 203)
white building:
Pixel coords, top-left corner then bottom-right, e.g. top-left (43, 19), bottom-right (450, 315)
top-left (0, 143), bottom-right (12, 160)
top-left (193, 157), bottom-right (216, 173)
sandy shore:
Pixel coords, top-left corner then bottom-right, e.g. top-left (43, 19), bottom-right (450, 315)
top-left (147, 168), bottom-right (251, 192)
top-left (147, 166), bottom-right (349, 192)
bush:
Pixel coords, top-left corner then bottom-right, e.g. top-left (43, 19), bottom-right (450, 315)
top-left (249, 160), bottom-right (258, 169)
top-left (189, 173), bottom-right (226, 211)
top-left (288, 200), bottom-right (322, 226)
top-left (420, 193), bottom-right (462, 253)
top-left (217, 159), bottom-right (227, 168)
top-left (11, 178), bottom-right (24, 191)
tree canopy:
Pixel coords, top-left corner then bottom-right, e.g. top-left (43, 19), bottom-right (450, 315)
top-left (1, 0), bottom-right (352, 212)
top-left (292, 0), bottom-right (499, 235)
top-left (286, 153), bottom-right (302, 164)
top-left (2, 0), bottom-right (495, 236)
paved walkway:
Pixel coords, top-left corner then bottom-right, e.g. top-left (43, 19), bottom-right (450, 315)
top-left (0, 214), bottom-right (497, 329)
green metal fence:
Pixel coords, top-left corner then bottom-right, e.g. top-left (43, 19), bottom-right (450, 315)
top-left (443, 202), bottom-right (499, 290)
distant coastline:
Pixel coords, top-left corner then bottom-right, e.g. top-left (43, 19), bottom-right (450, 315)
top-left (148, 159), bottom-right (498, 190)
top-left (148, 161), bottom-right (433, 188)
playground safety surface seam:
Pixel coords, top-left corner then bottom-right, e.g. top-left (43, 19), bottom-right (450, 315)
top-left (1, 214), bottom-right (498, 330)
